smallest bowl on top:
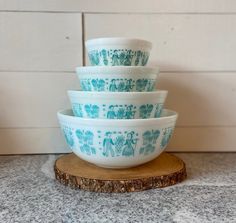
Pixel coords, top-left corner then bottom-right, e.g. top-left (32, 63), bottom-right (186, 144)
top-left (76, 66), bottom-right (159, 92)
top-left (68, 90), bottom-right (167, 119)
top-left (85, 38), bottom-right (152, 66)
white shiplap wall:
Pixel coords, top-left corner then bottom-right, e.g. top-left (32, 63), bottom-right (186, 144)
top-left (0, 0), bottom-right (235, 154)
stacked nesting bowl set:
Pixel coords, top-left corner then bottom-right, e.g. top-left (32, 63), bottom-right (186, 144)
top-left (57, 38), bottom-right (178, 169)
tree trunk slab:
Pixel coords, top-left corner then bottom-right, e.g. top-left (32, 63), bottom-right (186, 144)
top-left (54, 152), bottom-right (187, 193)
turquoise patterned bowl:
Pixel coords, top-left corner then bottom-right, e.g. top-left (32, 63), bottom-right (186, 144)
top-left (86, 38), bottom-right (152, 66)
top-left (76, 66), bottom-right (159, 92)
top-left (58, 109), bottom-right (177, 168)
top-left (68, 90), bottom-right (167, 119)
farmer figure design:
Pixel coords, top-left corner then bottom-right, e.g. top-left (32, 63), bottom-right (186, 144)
top-left (112, 50), bottom-right (120, 66)
top-left (122, 132), bottom-right (137, 156)
top-left (124, 50), bottom-right (133, 65)
top-left (103, 132), bottom-right (115, 157)
top-left (125, 105), bottom-right (135, 119)
top-left (101, 49), bottom-right (108, 65)
top-left (109, 79), bottom-right (117, 92)
top-left (107, 105), bottom-right (116, 119)
top-left (125, 79), bottom-right (133, 91)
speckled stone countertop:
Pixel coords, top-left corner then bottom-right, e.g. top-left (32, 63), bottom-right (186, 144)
top-left (1, 153), bottom-right (236, 223)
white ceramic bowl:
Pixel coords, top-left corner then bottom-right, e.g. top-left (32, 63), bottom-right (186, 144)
top-left (76, 66), bottom-right (159, 92)
top-left (68, 90), bottom-right (167, 119)
top-left (86, 38), bottom-right (152, 66)
top-left (58, 109), bottom-right (178, 168)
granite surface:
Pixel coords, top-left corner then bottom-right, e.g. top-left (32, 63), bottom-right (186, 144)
top-left (0, 153), bottom-right (236, 223)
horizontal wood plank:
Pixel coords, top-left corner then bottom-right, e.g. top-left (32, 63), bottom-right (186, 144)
top-left (0, 127), bottom-right (235, 154)
top-left (0, 12), bottom-right (82, 71)
top-left (1, 0), bottom-right (236, 13)
top-left (85, 14), bottom-right (236, 71)
top-left (168, 127), bottom-right (236, 151)
top-left (158, 72), bottom-right (236, 126)
top-left (0, 128), bottom-right (69, 154)
top-left (0, 72), bottom-right (79, 128)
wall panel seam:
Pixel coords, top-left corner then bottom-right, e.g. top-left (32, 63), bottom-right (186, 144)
top-left (2, 10), bottom-right (236, 15)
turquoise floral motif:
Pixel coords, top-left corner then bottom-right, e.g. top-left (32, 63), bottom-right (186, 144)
top-left (88, 49), bottom-right (150, 66)
top-left (154, 104), bottom-right (164, 118)
top-left (75, 129), bottom-right (96, 155)
top-left (161, 127), bottom-right (174, 148)
top-left (139, 130), bottom-right (160, 155)
top-left (101, 131), bottom-right (138, 157)
top-left (91, 79), bottom-right (105, 91)
top-left (88, 51), bottom-right (100, 65)
top-left (62, 126), bottom-right (74, 147)
top-left (72, 103), bottom-right (163, 119)
top-left (80, 78), bottom-right (155, 92)
top-left (139, 104), bottom-right (154, 119)
top-left (72, 103), bottom-right (83, 117)
top-left (84, 104), bottom-right (99, 118)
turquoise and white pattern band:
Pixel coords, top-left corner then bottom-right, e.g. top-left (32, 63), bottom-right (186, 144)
top-left (71, 103), bottom-right (164, 119)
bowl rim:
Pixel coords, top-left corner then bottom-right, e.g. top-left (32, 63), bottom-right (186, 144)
top-left (76, 66), bottom-right (159, 75)
top-left (85, 37), bottom-right (152, 49)
top-left (67, 90), bottom-right (168, 100)
top-left (57, 108), bottom-right (178, 127)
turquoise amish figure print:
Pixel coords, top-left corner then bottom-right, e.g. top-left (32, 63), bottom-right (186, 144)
top-left (136, 79), bottom-right (147, 91)
top-left (75, 129), bottom-right (96, 155)
top-left (81, 79), bottom-right (91, 91)
top-left (142, 52), bottom-right (149, 66)
top-left (146, 104), bottom-right (154, 117)
top-left (142, 131), bottom-right (152, 146)
top-left (154, 104), bottom-right (163, 117)
top-left (101, 49), bottom-right (108, 65)
top-left (109, 79), bottom-right (117, 92)
top-left (111, 50), bottom-right (120, 66)
top-left (122, 131), bottom-right (138, 157)
top-left (124, 50), bottom-right (133, 66)
top-left (125, 105), bottom-right (135, 119)
top-left (89, 51), bottom-right (100, 65)
top-left (103, 132), bottom-right (115, 157)
top-left (146, 80), bottom-right (155, 91)
top-left (75, 129), bottom-right (83, 143)
top-left (116, 107), bottom-right (125, 119)
top-left (139, 105), bottom-right (147, 119)
top-left (117, 79), bottom-right (126, 91)
top-left (119, 52), bottom-right (126, 65)
top-left (161, 128), bottom-right (173, 148)
top-left (139, 104), bottom-right (153, 119)
top-left (139, 130), bottom-right (160, 155)
top-left (98, 79), bottom-right (105, 91)
top-left (135, 50), bottom-right (142, 65)
top-left (63, 127), bottom-right (74, 147)
top-left (114, 135), bottom-right (125, 156)
top-left (125, 79), bottom-right (133, 91)
top-left (152, 130), bottom-right (160, 144)
top-left (91, 79), bottom-right (98, 91)
top-left (107, 105), bottom-right (116, 119)
top-left (84, 104), bottom-right (99, 118)
top-left (73, 103), bottom-right (83, 117)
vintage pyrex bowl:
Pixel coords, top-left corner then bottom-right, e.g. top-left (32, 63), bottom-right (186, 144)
top-left (85, 38), bottom-right (152, 66)
top-left (58, 109), bottom-right (178, 168)
top-left (76, 66), bottom-right (159, 92)
top-left (68, 90), bottom-right (167, 119)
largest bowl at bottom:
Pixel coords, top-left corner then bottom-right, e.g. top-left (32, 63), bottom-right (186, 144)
top-left (57, 109), bottom-right (178, 169)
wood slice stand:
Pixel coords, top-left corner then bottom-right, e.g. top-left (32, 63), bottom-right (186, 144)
top-left (54, 152), bottom-right (187, 193)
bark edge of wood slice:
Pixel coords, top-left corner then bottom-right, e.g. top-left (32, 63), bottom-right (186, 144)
top-left (54, 152), bottom-right (187, 193)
